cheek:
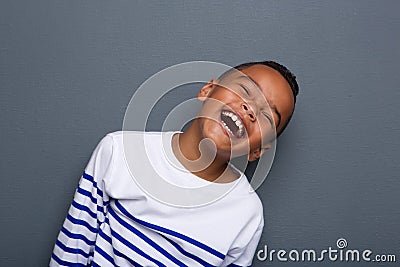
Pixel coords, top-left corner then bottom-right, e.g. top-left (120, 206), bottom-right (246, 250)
top-left (248, 125), bottom-right (263, 148)
top-left (198, 99), bottom-right (223, 118)
top-left (210, 88), bottom-right (243, 104)
top-left (250, 122), bottom-right (275, 147)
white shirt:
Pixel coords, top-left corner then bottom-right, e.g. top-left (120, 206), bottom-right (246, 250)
top-left (50, 131), bottom-right (264, 267)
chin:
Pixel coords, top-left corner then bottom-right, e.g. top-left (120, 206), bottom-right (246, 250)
top-left (200, 123), bottom-right (230, 149)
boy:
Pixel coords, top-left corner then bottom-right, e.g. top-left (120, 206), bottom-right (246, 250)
top-left (50, 61), bottom-right (299, 266)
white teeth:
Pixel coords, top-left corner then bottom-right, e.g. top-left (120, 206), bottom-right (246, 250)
top-left (222, 121), bottom-right (234, 135)
top-left (221, 110), bottom-right (245, 138)
top-left (222, 111), bottom-right (242, 124)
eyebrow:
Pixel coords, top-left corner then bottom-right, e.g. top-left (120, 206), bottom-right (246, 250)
top-left (238, 75), bottom-right (282, 128)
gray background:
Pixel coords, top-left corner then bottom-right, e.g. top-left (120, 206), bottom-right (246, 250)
top-left (1, 1), bottom-right (399, 266)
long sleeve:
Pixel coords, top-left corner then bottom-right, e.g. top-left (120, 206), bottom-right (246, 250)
top-left (50, 134), bottom-right (114, 266)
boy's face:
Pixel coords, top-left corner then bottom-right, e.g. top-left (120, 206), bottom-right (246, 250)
top-left (197, 64), bottom-right (295, 161)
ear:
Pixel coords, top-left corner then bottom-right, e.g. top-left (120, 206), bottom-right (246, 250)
top-left (248, 144), bottom-right (271, 162)
top-left (197, 79), bottom-right (216, 101)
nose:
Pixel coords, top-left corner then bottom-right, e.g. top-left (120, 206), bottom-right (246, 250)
top-left (241, 103), bottom-right (256, 122)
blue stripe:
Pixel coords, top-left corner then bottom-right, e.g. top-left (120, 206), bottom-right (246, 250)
top-left (111, 227), bottom-right (166, 266)
top-left (81, 172), bottom-right (109, 214)
top-left (72, 201), bottom-right (97, 219)
top-left (94, 245), bottom-right (116, 266)
top-left (113, 247), bottom-right (143, 267)
top-left (55, 240), bottom-right (90, 258)
top-left (107, 212), bottom-right (167, 266)
top-left (61, 226), bottom-right (95, 246)
top-left (163, 235), bottom-right (215, 267)
top-left (115, 200), bottom-right (225, 260)
top-left (97, 227), bottom-right (143, 267)
top-left (67, 214), bottom-right (97, 234)
top-left (98, 227), bottom-right (112, 244)
top-left (102, 216), bottom-right (161, 266)
top-left (98, 206), bottom-right (104, 214)
top-left (72, 195), bottom-right (104, 218)
top-left (51, 253), bottom-right (86, 267)
top-left (109, 206), bottom-right (187, 266)
top-left (77, 187), bottom-right (97, 204)
top-left (82, 172), bottom-right (104, 197)
top-left (113, 229), bottom-right (168, 267)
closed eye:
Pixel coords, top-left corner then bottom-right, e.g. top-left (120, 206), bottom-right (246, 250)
top-left (238, 83), bottom-right (250, 95)
top-left (262, 112), bottom-right (273, 126)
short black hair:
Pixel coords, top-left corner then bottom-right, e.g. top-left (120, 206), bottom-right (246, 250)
top-left (218, 60), bottom-right (299, 137)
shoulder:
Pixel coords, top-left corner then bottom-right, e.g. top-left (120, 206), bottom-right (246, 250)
top-left (101, 130), bottom-right (167, 171)
top-left (105, 130), bottom-right (144, 140)
top-left (229, 176), bottom-right (264, 226)
top-left (244, 189), bottom-right (264, 225)
top-left (227, 165), bottom-right (264, 216)
top-left (105, 131), bottom-right (171, 158)
top-left (213, 178), bottom-right (264, 236)
top-left (84, 132), bottom-right (118, 181)
top-left (105, 130), bottom-right (163, 144)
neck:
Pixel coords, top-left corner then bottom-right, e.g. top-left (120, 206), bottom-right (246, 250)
top-left (171, 120), bottom-right (238, 183)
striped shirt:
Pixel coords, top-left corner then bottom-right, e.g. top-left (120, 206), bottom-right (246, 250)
top-left (50, 131), bottom-right (264, 266)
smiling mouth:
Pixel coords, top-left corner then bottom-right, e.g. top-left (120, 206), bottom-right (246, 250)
top-left (220, 110), bottom-right (245, 138)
